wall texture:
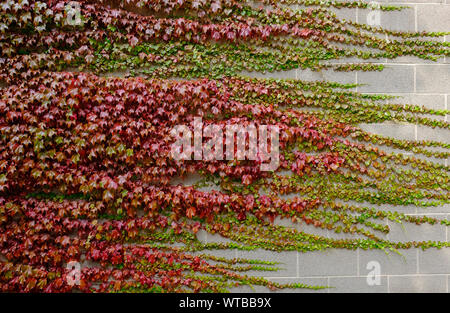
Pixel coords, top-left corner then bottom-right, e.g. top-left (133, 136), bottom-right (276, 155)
top-left (191, 1), bottom-right (450, 293)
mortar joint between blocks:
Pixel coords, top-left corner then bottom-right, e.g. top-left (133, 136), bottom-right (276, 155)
top-left (413, 65), bottom-right (417, 94)
top-left (447, 274), bottom-right (449, 293)
top-left (414, 5), bottom-right (418, 33)
top-left (357, 249), bottom-right (360, 276)
top-left (416, 249), bottom-right (420, 274)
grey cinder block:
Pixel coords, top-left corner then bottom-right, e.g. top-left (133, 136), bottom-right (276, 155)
top-left (416, 65), bottom-right (450, 93)
top-left (359, 249), bottom-right (418, 275)
top-left (416, 203), bottom-right (450, 215)
top-left (196, 229), bottom-right (208, 243)
top-left (334, 8), bottom-right (357, 22)
top-left (388, 275), bottom-right (447, 293)
top-left (359, 122), bottom-right (416, 141)
top-left (298, 249), bottom-right (358, 277)
top-left (357, 66), bottom-right (415, 93)
top-left (419, 248), bottom-right (450, 274)
top-left (386, 54), bottom-right (446, 65)
top-left (416, 125), bottom-right (450, 144)
top-left (357, 7), bottom-right (415, 32)
top-left (417, 4), bottom-right (450, 32)
top-left (229, 277), bottom-right (329, 293)
top-left (236, 249), bottom-right (299, 278)
top-left (241, 69), bottom-right (297, 80)
top-left (387, 216), bottom-right (447, 242)
top-left (297, 69), bottom-right (356, 85)
top-left (329, 276), bottom-right (388, 293)
top-left (389, 94), bottom-right (446, 111)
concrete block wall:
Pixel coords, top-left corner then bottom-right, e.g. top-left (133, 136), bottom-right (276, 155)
top-left (0, 0), bottom-right (447, 296)
top-left (207, 1), bottom-right (450, 293)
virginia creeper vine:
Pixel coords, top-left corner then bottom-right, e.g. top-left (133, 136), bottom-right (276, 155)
top-left (0, 0), bottom-right (449, 292)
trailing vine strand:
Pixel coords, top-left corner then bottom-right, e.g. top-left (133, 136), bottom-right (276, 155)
top-left (0, 0), bottom-right (449, 292)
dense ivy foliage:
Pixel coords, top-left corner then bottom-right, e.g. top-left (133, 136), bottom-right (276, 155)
top-left (0, 0), bottom-right (449, 292)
